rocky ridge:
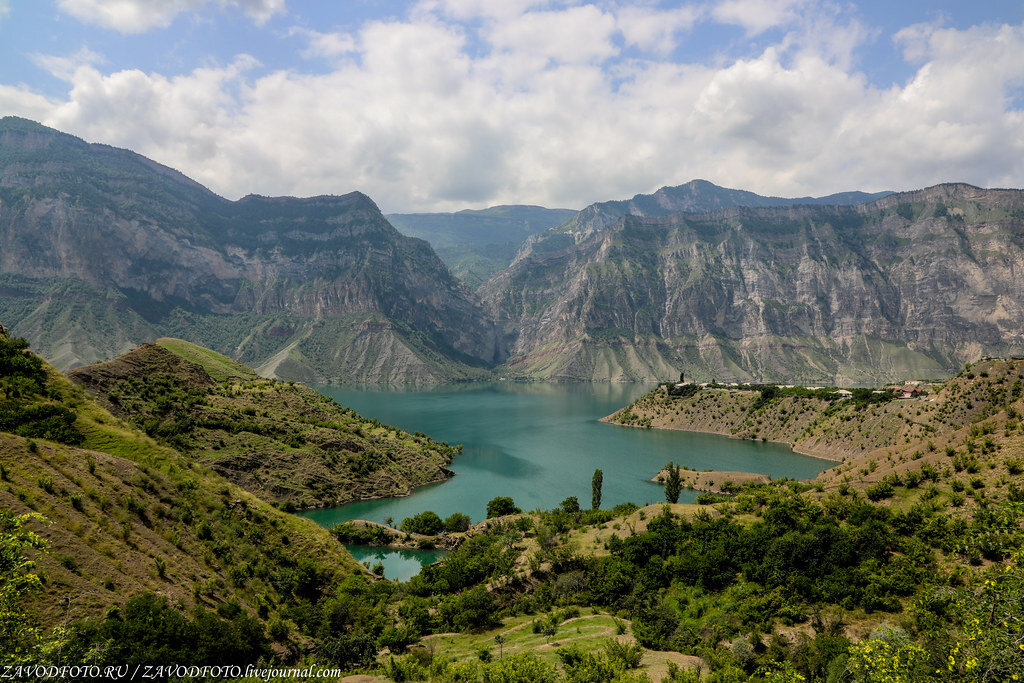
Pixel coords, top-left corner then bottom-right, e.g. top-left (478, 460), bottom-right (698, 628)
top-left (484, 183), bottom-right (1024, 383)
top-left (0, 116), bottom-right (499, 382)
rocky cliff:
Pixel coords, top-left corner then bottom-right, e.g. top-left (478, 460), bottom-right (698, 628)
top-left (0, 117), bottom-right (499, 382)
top-left (483, 184), bottom-right (1024, 383)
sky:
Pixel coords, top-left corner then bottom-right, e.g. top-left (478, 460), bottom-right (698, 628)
top-left (1, 1), bottom-right (1024, 213)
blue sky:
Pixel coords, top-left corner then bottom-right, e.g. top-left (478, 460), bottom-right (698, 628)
top-left (2, 0), bottom-right (1024, 212)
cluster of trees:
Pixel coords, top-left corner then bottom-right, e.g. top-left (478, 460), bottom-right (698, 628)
top-left (400, 510), bottom-right (471, 536)
top-left (348, 489), bottom-right (1022, 681)
top-left (0, 334), bottom-right (83, 445)
top-left (4, 482), bottom-right (1024, 680)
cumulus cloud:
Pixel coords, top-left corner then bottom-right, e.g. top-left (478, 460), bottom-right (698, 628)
top-left (487, 5), bottom-right (619, 64)
top-left (17, 3), bottom-right (1024, 212)
top-left (712, 0), bottom-right (813, 35)
top-left (56, 0), bottom-right (285, 33)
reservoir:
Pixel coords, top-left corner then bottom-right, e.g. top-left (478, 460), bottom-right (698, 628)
top-left (300, 382), bottom-right (832, 530)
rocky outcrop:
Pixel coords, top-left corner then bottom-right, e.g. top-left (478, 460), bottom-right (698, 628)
top-left (484, 184), bottom-right (1024, 383)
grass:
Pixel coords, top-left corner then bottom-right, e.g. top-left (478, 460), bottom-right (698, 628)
top-left (0, 334), bottom-right (363, 631)
top-left (421, 609), bottom-right (703, 681)
top-left (156, 337), bottom-right (259, 382)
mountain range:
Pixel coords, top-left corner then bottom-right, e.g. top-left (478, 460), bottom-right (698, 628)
top-left (387, 205), bottom-right (576, 287)
top-left (2, 116), bottom-right (1023, 384)
top-left (0, 116), bottom-right (498, 383)
top-left (484, 184), bottom-right (1024, 383)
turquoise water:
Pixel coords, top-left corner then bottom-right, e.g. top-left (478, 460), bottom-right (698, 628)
top-left (299, 382), bottom-right (831, 529)
top-left (345, 545), bottom-right (447, 582)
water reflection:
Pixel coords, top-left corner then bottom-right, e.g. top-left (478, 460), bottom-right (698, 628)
top-left (345, 545), bottom-right (447, 582)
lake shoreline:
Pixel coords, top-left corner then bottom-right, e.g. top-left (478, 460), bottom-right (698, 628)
top-left (303, 383), bottom-right (831, 528)
top-left (602, 417), bottom-right (844, 465)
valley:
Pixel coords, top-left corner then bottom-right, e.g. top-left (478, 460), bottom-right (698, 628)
top-left (2, 117), bottom-right (1024, 681)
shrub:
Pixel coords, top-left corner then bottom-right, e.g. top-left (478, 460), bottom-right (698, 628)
top-left (444, 512), bottom-right (471, 533)
top-left (401, 511), bottom-right (445, 536)
top-left (486, 496), bottom-right (521, 518)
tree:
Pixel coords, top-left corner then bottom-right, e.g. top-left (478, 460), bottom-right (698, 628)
top-left (401, 511), bottom-right (444, 535)
top-left (560, 497), bottom-right (580, 514)
top-left (483, 652), bottom-right (559, 682)
top-left (486, 497), bottom-right (521, 519)
top-left (0, 512), bottom-right (47, 664)
top-left (444, 512), bottom-right (471, 533)
top-left (665, 462), bottom-right (682, 504)
top-left (592, 469), bottom-right (603, 510)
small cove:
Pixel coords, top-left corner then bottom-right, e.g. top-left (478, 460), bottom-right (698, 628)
top-left (344, 545), bottom-right (447, 582)
top-left (299, 382), bottom-right (832, 533)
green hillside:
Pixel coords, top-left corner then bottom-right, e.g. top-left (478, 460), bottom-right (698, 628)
top-left (0, 324), bottom-right (372, 665)
top-left (67, 340), bottom-right (460, 510)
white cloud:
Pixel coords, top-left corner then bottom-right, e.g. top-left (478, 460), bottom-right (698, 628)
top-left (0, 84), bottom-right (59, 122)
top-left (0, 1), bottom-right (10, 22)
top-left (487, 6), bottom-right (619, 64)
top-left (712, 0), bottom-right (812, 35)
top-left (56, 0), bottom-right (285, 34)
top-left (616, 5), bottom-right (702, 54)
top-left (17, 4), bottom-right (1024, 212)
top-left (288, 27), bottom-right (356, 61)
top-left (30, 47), bottom-right (105, 81)
top-left (426, 0), bottom-right (553, 22)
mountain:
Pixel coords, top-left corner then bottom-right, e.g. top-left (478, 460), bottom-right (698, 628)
top-left (0, 324), bottom-right (361, 632)
top-left (483, 183), bottom-right (1024, 383)
top-left (387, 205), bottom-right (576, 287)
top-left (0, 116), bottom-right (499, 383)
top-left (67, 338), bottom-right (459, 510)
top-left (535, 178), bottom-right (892, 244)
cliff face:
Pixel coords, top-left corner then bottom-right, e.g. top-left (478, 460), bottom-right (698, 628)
top-left (537, 179), bottom-right (891, 245)
top-left (483, 184), bottom-right (1024, 383)
top-left (6, 116), bottom-right (1024, 385)
top-left (0, 117), bottom-right (499, 381)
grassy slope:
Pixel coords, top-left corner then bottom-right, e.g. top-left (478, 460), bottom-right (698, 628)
top-left (422, 611), bottom-right (704, 682)
top-left (155, 337), bottom-right (258, 381)
top-left (604, 359), bottom-right (1024, 504)
top-left (1, 362), bottom-right (360, 629)
top-left (67, 340), bottom-right (459, 509)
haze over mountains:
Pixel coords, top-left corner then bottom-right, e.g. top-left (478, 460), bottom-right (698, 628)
top-left (2, 116), bottom-right (1023, 384)
top-left (387, 206), bottom-right (576, 287)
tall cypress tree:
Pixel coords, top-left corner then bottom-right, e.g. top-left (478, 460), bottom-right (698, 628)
top-left (592, 469), bottom-right (603, 510)
top-left (665, 462), bottom-right (682, 504)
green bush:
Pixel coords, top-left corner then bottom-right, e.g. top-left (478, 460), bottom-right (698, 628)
top-left (486, 496), bottom-right (521, 518)
top-left (401, 511), bottom-right (445, 536)
top-left (444, 512), bottom-right (472, 533)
